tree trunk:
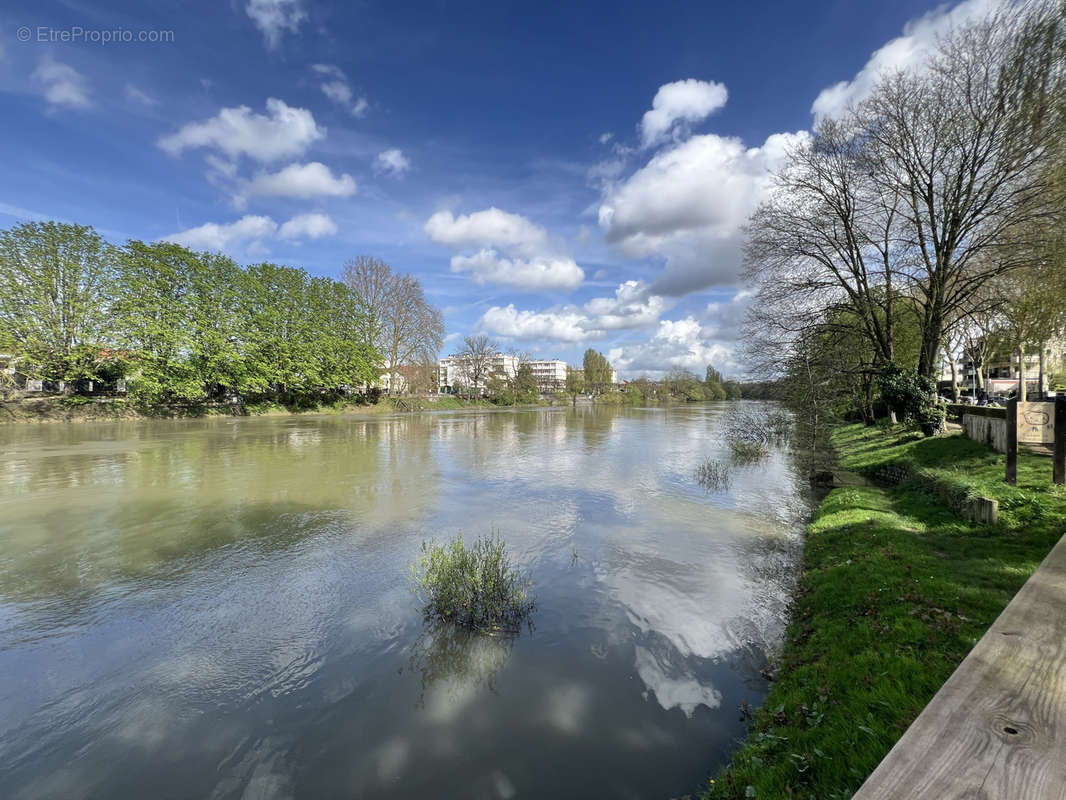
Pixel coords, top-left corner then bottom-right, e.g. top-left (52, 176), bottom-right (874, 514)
top-left (1039, 344), bottom-right (1047, 400)
top-left (949, 358), bottom-right (958, 402)
top-left (1018, 348), bottom-right (1027, 402)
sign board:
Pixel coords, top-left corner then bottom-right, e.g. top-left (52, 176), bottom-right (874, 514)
top-left (1017, 401), bottom-right (1055, 445)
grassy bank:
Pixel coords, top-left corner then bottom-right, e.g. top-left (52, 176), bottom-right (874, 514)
top-left (703, 424), bottom-right (1066, 800)
top-left (0, 394), bottom-right (514, 424)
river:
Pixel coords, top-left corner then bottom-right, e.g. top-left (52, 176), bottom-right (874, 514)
top-left (0, 404), bottom-right (809, 799)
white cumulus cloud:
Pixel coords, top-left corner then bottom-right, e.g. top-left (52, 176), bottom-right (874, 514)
top-left (32, 57), bottom-right (91, 109)
top-left (599, 129), bottom-right (808, 295)
top-left (811, 0), bottom-right (998, 122)
top-left (162, 212), bottom-right (337, 252)
top-left (246, 0), bottom-right (307, 48)
top-left (426, 207), bottom-right (585, 291)
top-left (608, 316), bottom-right (738, 378)
top-left (478, 281), bottom-right (668, 343)
top-left (480, 305), bottom-right (595, 343)
top-left (163, 215), bottom-right (278, 251)
top-left (158, 98), bottom-right (324, 163)
top-left (450, 250), bottom-right (584, 291)
top-left (640, 79), bottom-right (728, 148)
top-left (242, 161), bottom-right (356, 201)
top-left (425, 208), bottom-right (549, 256)
top-left (278, 212), bottom-right (337, 240)
top-left (375, 148), bottom-right (411, 176)
top-left (584, 280), bottom-right (667, 330)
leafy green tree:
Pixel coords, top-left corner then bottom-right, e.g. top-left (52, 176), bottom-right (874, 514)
top-left (187, 251), bottom-right (247, 395)
top-left (508, 363), bottom-right (538, 405)
top-left (582, 349), bottom-right (612, 394)
top-left (564, 365), bottom-right (584, 407)
top-left (665, 368), bottom-right (706, 400)
top-left (0, 221), bottom-right (118, 381)
top-left (241, 263), bottom-right (318, 396)
top-left (114, 241), bottom-right (203, 401)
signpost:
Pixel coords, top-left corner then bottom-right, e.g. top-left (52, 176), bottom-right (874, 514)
top-left (1006, 396), bottom-right (1066, 485)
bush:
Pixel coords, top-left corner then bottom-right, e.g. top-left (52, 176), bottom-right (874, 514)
top-left (915, 403), bottom-right (947, 437)
top-left (878, 363), bottom-right (941, 436)
top-left (412, 534), bottom-right (535, 631)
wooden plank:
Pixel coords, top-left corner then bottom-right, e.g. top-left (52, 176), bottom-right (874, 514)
top-left (1006, 399), bottom-right (1018, 485)
top-left (1055, 396), bottom-right (1065, 486)
top-left (853, 533), bottom-right (1066, 800)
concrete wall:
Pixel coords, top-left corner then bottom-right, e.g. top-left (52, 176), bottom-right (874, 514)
top-left (962, 413), bottom-right (1008, 453)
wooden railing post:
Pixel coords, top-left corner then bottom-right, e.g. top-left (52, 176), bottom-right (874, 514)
top-left (1006, 398), bottom-right (1017, 485)
top-left (1055, 395), bottom-right (1065, 486)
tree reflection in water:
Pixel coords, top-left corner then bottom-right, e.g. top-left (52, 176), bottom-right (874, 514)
top-left (405, 618), bottom-right (533, 709)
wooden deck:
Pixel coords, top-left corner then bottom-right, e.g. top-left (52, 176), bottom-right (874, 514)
top-left (853, 533), bottom-right (1066, 799)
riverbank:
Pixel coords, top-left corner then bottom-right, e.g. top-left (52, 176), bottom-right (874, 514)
top-left (703, 423), bottom-right (1066, 800)
top-left (0, 394), bottom-right (510, 424)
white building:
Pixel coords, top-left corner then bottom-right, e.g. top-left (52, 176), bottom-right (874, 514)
top-left (526, 359), bottom-right (568, 391)
top-left (438, 352), bottom-right (518, 394)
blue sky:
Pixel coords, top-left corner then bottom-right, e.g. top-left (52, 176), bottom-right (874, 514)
top-left (0, 0), bottom-right (992, 377)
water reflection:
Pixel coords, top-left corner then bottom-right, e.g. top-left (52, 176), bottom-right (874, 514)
top-left (405, 621), bottom-right (519, 714)
top-left (0, 404), bottom-right (811, 800)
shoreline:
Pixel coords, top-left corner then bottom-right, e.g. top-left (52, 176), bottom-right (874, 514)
top-left (702, 423), bottom-right (1066, 799)
top-left (0, 394), bottom-right (726, 426)
top-left (0, 395), bottom-right (668, 426)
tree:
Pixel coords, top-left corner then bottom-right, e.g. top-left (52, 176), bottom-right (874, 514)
top-left (459, 334), bottom-right (497, 397)
top-left (381, 274), bottom-right (445, 396)
top-left (113, 241), bottom-right (202, 401)
top-left (0, 221), bottom-right (118, 382)
top-left (857, 3), bottom-right (1065, 378)
top-left (704, 364), bottom-right (728, 400)
top-left (746, 116), bottom-right (902, 373)
top-left (665, 368), bottom-right (706, 400)
top-left (582, 349), bottom-right (612, 394)
top-left (564, 365), bottom-right (584, 407)
top-left (187, 250), bottom-right (246, 395)
top-left (342, 256), bottom-right (444, 395)
top-left (512, 362), bottom-right (538, 405)
top-left (341, 255), bottom-right (393, 357)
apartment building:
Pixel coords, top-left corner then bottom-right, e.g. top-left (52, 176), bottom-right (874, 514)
top-left (526, 359), bottom-right (567, 391)
top-left (438, 352), bottom-right (518, 394)
top-left (959, 335), bottom-right (1066, 396)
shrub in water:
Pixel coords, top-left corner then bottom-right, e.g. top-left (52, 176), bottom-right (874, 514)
top-left (696, 458), bottom-right (731, 491)
top-left (729, 438), bottom-right (768, 465)
top-left (412, 534), bottom-right (535, 631)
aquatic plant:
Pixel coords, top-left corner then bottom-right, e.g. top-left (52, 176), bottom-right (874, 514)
top-left (729, 438), bottom-right (769, 466)
top-left (412, 534), bottom-right (535, 631)
top-left (696, 458), bottom-right (731, 491)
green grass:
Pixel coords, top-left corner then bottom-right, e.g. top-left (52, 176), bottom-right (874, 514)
top-left (703, 424), bottom-right (1066, 800)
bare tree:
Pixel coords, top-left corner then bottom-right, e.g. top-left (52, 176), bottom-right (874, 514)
top-left (342, 256), bottom-right (445, 396)
top-left (341, 256), bottom-right (393, 358)
top-left (381, 274), bottom-right (444, 396)
top-left (746, 116), bottom-right (903, 370)
top-left (857, 2), bottom-right (1066, 378)
top-left (459, 334), bottom-right (497, 397)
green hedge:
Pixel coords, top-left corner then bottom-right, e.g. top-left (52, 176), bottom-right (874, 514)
top-left (946, 404), bottom-right (1005, 419)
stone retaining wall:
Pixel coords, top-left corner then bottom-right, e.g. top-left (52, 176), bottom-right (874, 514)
top-left (870, 461), bottom-right (999, 525)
